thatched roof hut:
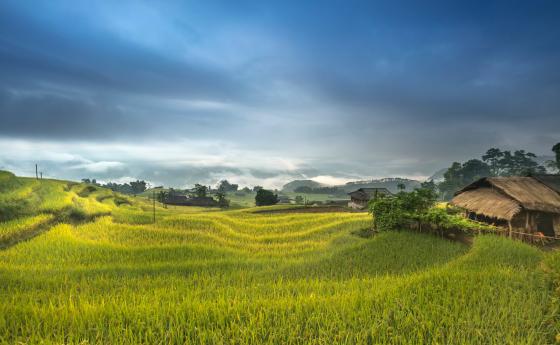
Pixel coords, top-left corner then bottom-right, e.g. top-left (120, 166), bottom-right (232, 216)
top-left (451, 176), bottom-right (560, 237)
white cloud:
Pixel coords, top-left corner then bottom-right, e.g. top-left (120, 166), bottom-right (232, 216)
top-left (310, 175), bottom-right (354, 186)
top-left (70, 161), bottom-right (125, 173)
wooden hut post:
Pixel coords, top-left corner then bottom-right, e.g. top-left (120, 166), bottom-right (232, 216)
top-left (508, 221), bottom-right (512, 239)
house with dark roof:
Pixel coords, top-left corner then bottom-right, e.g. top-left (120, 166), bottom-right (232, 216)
top-left (348, 187), bottom-right (392, 209)
top-left (451, 175), bottom-right (560, 237)
top-left (165, 194), bottom-right (218, 207)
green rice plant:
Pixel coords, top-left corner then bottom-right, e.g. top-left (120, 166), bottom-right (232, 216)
top-left (0, 214), bottom-right (54, 246)
top-left (0, 172), bottom-right (559, 344)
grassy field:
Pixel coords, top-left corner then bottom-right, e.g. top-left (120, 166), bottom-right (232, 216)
top-left (0, 170), bottom-right (559, 344)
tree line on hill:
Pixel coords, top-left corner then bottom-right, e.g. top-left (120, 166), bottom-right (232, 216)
top-left (81, 179), bottom-right (148, 195)
top-left (293, 186), bottom-right (345, 195)
top-left (438, 142), bottom-right (560, 200)
top-left (367, 143), bottom-right (560, 235)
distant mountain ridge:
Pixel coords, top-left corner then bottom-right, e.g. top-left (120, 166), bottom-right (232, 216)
top-left (282, 177), bottom-right (421, 194)
top-left (341, 178), bottom-right (421, 193)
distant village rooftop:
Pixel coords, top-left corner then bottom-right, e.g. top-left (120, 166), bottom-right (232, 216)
top-left (348, 187), bottom-right (393, 209)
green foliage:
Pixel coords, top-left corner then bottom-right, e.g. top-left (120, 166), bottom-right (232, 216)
top-left (215, 189), bottom-right (230, 208)
top-left (439, 147), bottom-right (546, 200)
top-left (1, 171), bottom-right (560, 344)
top-left (369, 187), bottom-right (497, 235)
top-left (439, 159), bottom-right (491, 200)
top-left (547, 142), bottom-right (560, 172)
top-left (255, 189), bottom-right (279, 206)
top-left (418, 207), bottom-right (498, 233)
top-left (293, 186), bottom-right (342, 194)
top-left (194, 183), bottom-right (208, 198)
top-left (369, 187), bottom-right (437, 231)
top-left (217, 179), bottom-right (238, 192)
top-left (129, 180), bottom-right (148, 194)
top-left (103, 180), bottom-right (148, 195)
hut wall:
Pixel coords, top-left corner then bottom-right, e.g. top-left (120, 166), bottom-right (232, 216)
top-left (553, 215), bottom-right (560, 237)
top-left (510, 212), bottom-right (528, 231)
top-left (348, 200), bottom-right (366, 209)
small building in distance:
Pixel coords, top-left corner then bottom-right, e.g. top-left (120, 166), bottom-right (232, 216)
top-left (348, 187), bottom-right (393, 209)
top-left (277, 195), bottom-right (292, 204)
top-left (165, 194), bottom-right (218, 207)
top-left (451, 175), bottom-right (560, 237)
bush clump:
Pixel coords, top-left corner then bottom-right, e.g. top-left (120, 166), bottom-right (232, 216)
top-left (369, 187), bottom-right (497, 234)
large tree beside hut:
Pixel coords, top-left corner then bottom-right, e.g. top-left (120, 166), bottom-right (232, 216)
top-left (439, 147), bottom-right (546, 200)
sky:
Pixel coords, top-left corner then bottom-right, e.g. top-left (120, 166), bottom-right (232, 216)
top-left (0, 0), bottom-right (559, 188)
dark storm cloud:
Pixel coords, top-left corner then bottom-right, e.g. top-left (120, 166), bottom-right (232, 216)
top-left (0, 0), bottom-right (559, 185)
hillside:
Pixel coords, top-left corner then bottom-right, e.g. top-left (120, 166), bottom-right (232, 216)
top-left (341, 177), bottom-right (421, 193)
top-left (282, 179), bottom-right (324, 192)
top-left (0, 170), bottom-right (559, 344)
top-left (282, 177), bottom-right (422, 194)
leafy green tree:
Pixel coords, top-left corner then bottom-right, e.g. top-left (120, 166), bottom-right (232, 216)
top-left (295, 195), bottom-right (304, 204)
top-left (397, 183), bottom-right (406, 191)
top-left (546, 142), bottom-right (560, 172)
top-left (215, 189), bottom-right (229, 208)
top-left (420, 180), bottom-right (437, 194)
top-left (482, 148), bottom-right (504, 176)
top-left (500, 150), bottom-right (545, 176)
top-left (255, 189), bottom-right (279, 206)
top-left (218, 180), bottom-right (238, 192)
top-left (157, 191), bottom-right (168, 203)
top-left (252, 186), bottom-right (263, 192)
top-left (369, 187), bottom-right (437, 231)
top-left (194, 184), bottom-right (208, 198)
top-left (439, 160), bottom-right (491, 200)
top-left (129, 180), bottom-right (147, 195)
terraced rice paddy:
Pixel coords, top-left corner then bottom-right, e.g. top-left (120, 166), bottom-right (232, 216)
top-left (0, 171), bottom-right (559, 344)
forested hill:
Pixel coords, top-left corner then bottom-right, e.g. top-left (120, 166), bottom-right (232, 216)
top-left (281, 180), bottom-right (324, 192)
top-left (282, 178), bottom-right (421, 194)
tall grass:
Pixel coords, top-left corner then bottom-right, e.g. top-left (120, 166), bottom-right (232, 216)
top-left (0, 171), bottom-right (558, 344)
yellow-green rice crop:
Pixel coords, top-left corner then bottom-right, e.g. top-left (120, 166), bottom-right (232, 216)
top-left (0, 172), bottom-right (559, 344)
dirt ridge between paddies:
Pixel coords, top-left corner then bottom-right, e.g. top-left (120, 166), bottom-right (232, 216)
top-left (0, 207), bottom-right (110, 250)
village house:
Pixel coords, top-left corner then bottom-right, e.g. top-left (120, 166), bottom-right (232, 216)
top-left (277, 195), bottom-right (292, 204)
top-left (165, 194), bottom-right (218, 207)
top-left (451, 175), bottom-right (560, 237)
top-left (347, 187), bottom-right (393, 209)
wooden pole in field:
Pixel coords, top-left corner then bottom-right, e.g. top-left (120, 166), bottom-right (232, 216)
top-left (35, 164), bottom-right (38, 180)
top-left (40, 172), bottom-right (42, 179)
top-left (153, 190), bottom-right (156, 224)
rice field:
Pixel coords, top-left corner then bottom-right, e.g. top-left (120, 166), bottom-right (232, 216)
top-left (0, 171), bottom-right (559, 344)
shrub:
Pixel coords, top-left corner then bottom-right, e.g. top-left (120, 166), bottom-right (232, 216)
top-left (255, 189), bottom-right (279, 206)
top-left (369, 188), bottom-right (437, 231)
top-left (369, 187), bottom-right (496, 234)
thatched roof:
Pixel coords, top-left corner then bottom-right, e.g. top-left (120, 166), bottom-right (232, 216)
top-left (451, 187), bottom-right (522, 220)
top-left (532, 174), bottom-right (560, 194)
top-left (451, 176), bottom-right (560, 220)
